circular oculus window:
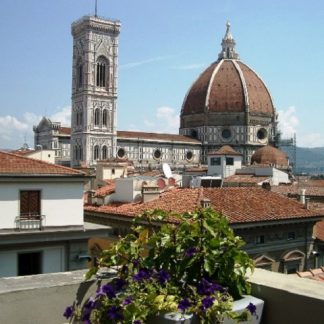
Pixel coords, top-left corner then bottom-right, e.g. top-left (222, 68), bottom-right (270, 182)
top-left (186, 151), bottom-right (193, 161)
top-left (221, 129), bottom-right (232, 139)
top-left (117, 148), bottom-right (126, 159)
top-left (153, 149), bottom-right (162, 160)
top-left (257, 128), bottom-right (268, 141)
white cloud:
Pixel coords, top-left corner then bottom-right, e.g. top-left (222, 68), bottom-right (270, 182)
top-left (0, 106), bottom-right (71, 149)
top-left (50, 106), bottom-right (71, 126)
top-left (278, 106), bottom-right (324, 147)
top-left (155, 106), bottom-right (179, 133)
top-left (278, 106), bottom-right (299, 138)
top-left (128, 106), bottom-right (179, 134)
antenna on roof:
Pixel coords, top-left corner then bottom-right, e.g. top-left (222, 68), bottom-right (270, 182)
top-left (95, 0), bottom-right (98, 17)
top-left (162, 163), bottom-right (172, 179)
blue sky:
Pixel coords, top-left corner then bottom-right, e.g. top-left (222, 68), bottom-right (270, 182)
top-left (0, 0), bottom-right (323, 149)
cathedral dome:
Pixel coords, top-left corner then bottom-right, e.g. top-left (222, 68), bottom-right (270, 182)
top-left (181, 22), bottom-right (275, 118)
top-left (251, 145), bottom-right (288, 167)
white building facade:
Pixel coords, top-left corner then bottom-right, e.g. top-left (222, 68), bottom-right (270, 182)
top-left (0, 151), bottom-right (110, 278)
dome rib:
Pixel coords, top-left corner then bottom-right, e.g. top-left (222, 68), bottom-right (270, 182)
top-left (205, 59), bottom-right (224, 111)
top-left (232, 60), bottom-right (249, 112)
top-left (237, 62), bottom-right (275, 116)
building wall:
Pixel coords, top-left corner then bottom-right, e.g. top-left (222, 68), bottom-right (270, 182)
top-left (117, 139), bottom-right (201, 168)
top-left (207, 154), bottom-right (242, 177)
top-left (236, 222), bottom-right (316, 272)
top-left (0, 181), bottom-right (84, 229)
top-left (0, 245), bottom-right (65, 277)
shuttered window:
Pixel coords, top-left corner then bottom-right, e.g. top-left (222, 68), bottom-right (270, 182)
top-left (20, 191), bottom-right (41, 216)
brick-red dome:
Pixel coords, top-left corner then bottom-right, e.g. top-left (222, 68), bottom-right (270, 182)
top-left (251, 146), bottom-right (288, 166)
top-left (181, 59), bottom-right (275, 117)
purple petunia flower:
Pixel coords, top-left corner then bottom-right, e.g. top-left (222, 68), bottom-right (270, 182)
top-left (196, 278), bottom-right (224, 295)
top-left (185, 247), bottom-right (197, 258)
top-left (82, 297), bottom-right (99, 321)
top-left (201, 296), bottom-right (215, 311)
top-left (133, 320), bottom-right (142, 324)
top-left (178, 298), bottom-right (191, 312)
top-left (114, 278), bottom-right (127, 291)
top-left (101, 283), bottom-right (116, 299)
top-left (132, 259), bottom-right (140, 267)
top-left (246, 302), bottom-right (257, 315)
top-left (155, 269), bottom-right (170, 284)
top-left (63, 305), bottom-right (74, 319)
top-left (133, 268), bottom-right (151, 282)
top-left (123, 296), bottom-right (133, 305)
top-left (107, 306), bottom-right (124, 320)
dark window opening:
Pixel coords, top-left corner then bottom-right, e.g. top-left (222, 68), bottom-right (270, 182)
top-left (102, 146), bottom-right (108, 160)
top-left (190, 129), bottom-right (197, 138)
top-left (94, 145), bottom-right (99, 160)
top-left (210, 157), bottom-right (221, 166)
top-left (96, 61), bottom-right (107, 88)
top-left (102, 110), bottom-right (108, 127)
top-left (18, 252), bottom-right (42, 276)
top-left (117, 148), bottom-right (126, 159)
top-left (95, 109), bottom-right (100, 126)
top-left (186, 151), bottom-right (193, 161)
top-left (153, 149), bottom-right (162, 160)
top-left (257, 128), bottom-right (267, 140)
top-left (78, 64), bottom-right (83, 88)
top-left (256, 235), bottom-right (265, 244)
top-left (226, 157), bottom-right (234, 165)
top-left (20, 191), bottom-right (41, 216)
top-left (222, 129), bottom-right (231, 139)
top-left (287, 232), bottom-right (295, 240)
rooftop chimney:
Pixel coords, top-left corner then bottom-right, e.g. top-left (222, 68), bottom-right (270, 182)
top-left (200, 198), bottom-right (211, 209)
top-left (300, 189), bottom-right (306, 205)
top-left (142, 185), bottom-right (161, 203)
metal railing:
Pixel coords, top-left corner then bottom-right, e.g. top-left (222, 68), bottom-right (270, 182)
top-left (15, 214), bottom-right (45, 231)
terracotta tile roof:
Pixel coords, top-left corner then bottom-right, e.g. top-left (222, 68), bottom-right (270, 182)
top-left (117, 131), bottom-right (200, 144)
top-left (297, 267), bottom-right (324, 281)
top-left (224, 174), bottom-right (269, 184)
top-left (85, 187), bottom-right (323, 224)
top-left (10, 149), bottom-right (35, 156)
top-left (94, 180), bottom-right (116, 197)
top-left (59, 127), bottom-right (71, 135)
top-left (0, 151), bottom-right (85, 176)
top-left (251, 146), bottom-right (288, 167)
top-left (208, 145), bottom-right (242, 156)
top-left (181, 60), bottom-right (274, 117)
top-left (271, 184), bottom-right (324, 197)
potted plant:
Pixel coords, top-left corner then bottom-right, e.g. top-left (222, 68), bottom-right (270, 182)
top-left (64, 208), bottom-right (262, 323)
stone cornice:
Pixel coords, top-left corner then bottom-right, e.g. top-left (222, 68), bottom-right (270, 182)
top-left (71, 16), bottom-right (121, 37)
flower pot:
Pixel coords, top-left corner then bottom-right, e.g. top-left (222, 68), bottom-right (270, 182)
top-left (148, 295), bottom-right (264, 324)
top-left (223, 295), bottom-right (264, 324)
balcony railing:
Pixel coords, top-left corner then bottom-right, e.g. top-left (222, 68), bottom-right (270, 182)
top-left (15, 214), bottom-right (45, 231)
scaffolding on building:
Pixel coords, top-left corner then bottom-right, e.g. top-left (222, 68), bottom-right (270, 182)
top-left (276, 133), bottom-right (297, 172)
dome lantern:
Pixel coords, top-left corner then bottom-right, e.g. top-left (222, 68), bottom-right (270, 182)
top-left (218, 21), bottom-right (239, 60)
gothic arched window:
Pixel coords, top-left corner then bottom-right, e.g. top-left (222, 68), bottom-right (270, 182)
top-left (94, 108), bottom-right (100, 126)
top-left (102, 109), bottom-right (108, 127)
top-left (77, 59), bottom-right (83, 88)
top-left (79, 111), bottom-right (83, 126)
top-left (79, 146), bottom-right (83, 161)
top-left (74, 145), bottom-right (78, 161)
top-left (96, 56), bottom-right (109, 88)
top-left (94, 145), bottom-right (100, 161)
top-left (102, 145), bottom-right (108, 160)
